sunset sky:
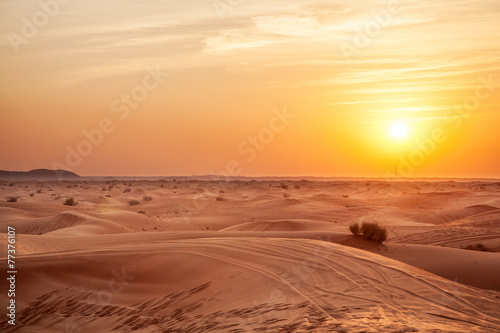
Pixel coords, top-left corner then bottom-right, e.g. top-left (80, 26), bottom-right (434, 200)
top-left (1, 0), bottom-right (499, 177)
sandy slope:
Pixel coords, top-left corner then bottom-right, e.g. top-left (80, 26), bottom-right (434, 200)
top-left (1, 179), bottom-right (500, 332)
top-left (2, 238), bottom-right (500, 332)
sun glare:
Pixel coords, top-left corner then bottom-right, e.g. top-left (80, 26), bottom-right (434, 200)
top-left (391, 122), bottom-right (408, 139)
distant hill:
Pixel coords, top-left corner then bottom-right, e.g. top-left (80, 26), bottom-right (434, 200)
top-left (0, 169), bottom-right (81, 180)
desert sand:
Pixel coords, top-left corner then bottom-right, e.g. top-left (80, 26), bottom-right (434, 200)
top-left (1, 179), bottom-right (500, 332)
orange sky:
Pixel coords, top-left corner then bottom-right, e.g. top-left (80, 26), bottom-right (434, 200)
top-left (1, 0), bottom-right (499, 177)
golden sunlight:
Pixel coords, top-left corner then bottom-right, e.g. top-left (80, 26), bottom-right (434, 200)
top-left (391, 122), bottom-right (408, 139)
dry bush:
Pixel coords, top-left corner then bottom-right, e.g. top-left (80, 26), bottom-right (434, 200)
top-left (464, 243), bottom-right (488, 252)
top-left (63, 197), bottom-right (77, 206)
top-left (361, 222), bottom-right (387, 243)
top-left (349, 223), bottom-right (360, 236)
top-left (129, 199), bottom-right (141, 206)
top-left (143, 196), bottom-right (153, 202)
top-left (6, 196), bottom-right (18, 202)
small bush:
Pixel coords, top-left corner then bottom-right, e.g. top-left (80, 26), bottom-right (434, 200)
top-left (280, 183), bottom-right (289, 190)
top-left (349, 223), bottom-right (360, 236)
top-left (361, 222), bottom-right (387, 243)
top-left (216, 197), bottom-right (224, 201)
top-left (37, 189), bottom-right (42, 193)
top-left (143, 196), bottom-right (153, 202)
top-left (464, 243), bottom-right (488, 252)
top-left (30, 193), bottom-right (34, 197)
top-left (129, 199), bottom-right (140, 206)
top-left (123, 188), bottom-right (131, 193)
top-left (6, 196), bottom-right (18, 202)
top-left (63, 197), bottom-right (77, 206)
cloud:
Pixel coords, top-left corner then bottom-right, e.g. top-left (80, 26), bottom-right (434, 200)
top-left (252, 15), bottom-right (321, 37)
top-left (203, 29), bottom-right (280, 55)
top-left (202, 15), bottom-right (327, 55)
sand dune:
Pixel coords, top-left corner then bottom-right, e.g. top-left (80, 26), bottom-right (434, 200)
top-left (2, 238), bottom-right (500, 332)
top-left (1, 179), bottom-right (500, 332)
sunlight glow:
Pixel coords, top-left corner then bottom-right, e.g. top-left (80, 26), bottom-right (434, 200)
top-left (391, 122), bottom-right (408, 139)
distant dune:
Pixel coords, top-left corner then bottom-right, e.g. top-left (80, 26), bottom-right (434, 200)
top-left (0, 169), bottom-right (80, 180)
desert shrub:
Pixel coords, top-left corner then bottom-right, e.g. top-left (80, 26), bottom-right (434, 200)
top-left (123, 188), bottom-right (131, 193)
top-left (143, 196), bottom-right (153, 202)
top-left (138, 211), bottom-right (146, 214)
top-left (30, 193), bottom-right (34, 197)
top-left (37, 189), bottom-right (42, 193)
top-left (342, 194), bottom-right (350, 198)
top-left (464, 243), bottom-right (488, 252)
top-left (129, 199), bottom-right (140, 206)
top-left (361, 222), bottom-right (387, 243)
top-left (294, 185), bottom-right (301, 189)
top-left (216, 197), bottom-right (224, 201)
top-left (63, 197), bottom-right (77, 206)
top-left (280, 183), bottom-right (289, 190)
top-left (349, 223), bottom-right (360, 236)
top-left (6, 196), bottom-right (18, 202)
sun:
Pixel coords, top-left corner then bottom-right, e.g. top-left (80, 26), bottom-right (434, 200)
top-left (391, 122), bottom-right (408, 139)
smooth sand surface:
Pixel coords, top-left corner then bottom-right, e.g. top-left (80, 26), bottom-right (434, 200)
top-left (1, 179), bottom-right (500, 332)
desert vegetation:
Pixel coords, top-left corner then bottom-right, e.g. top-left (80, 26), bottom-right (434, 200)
top-left (349, 222), bottom-right (387, 243)
top-left (63, 197), bottom-right (77, 206)
top-left (349, 223), bottom-right (360, 236)
top-left (129, 199), bottom-right (141, 206)
top-left (464, 243), bottom-right (489, 252)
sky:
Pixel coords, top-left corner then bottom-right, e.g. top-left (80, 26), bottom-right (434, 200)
top-left (0, 0), bottom-right (499, 178)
